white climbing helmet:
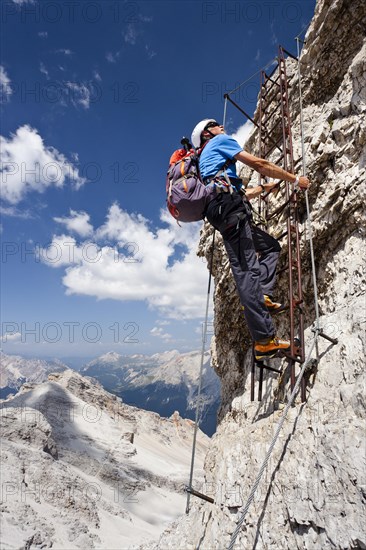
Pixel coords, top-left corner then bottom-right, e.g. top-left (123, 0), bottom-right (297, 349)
top-left (191, 118), bottom-right (216, 149)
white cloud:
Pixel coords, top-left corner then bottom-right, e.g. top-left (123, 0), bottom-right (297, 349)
top-left (270, 21), bottom-right (278, 46)
top-left (42, 203), bottom-right (211, 320)
top-left (53, 210), bottom-right (94, 237)
top-left (123, 12), bottom-right (153, 48)
top-left (1, 331), bottom-right (21, 343)
top-left (139, 14), bottom-right (153, 23)
top-left (106, 52), bottom-right (120, 63)
top-left (55, 49), bottom-right (73, 55)
top-left (39, 234), bottom-right (86, 267)
top-left (65, 82), bottom-right (91, 109)
top-left (0, 205), bottom-right (34, 219)
top-left (123, 24), bottom-right (139, 45)
top-left (150, 327), bottom-right (172, 341)
top-left (231, 120), bottom-right (254, 146)
top-left (145, 45), bottom-right (157, 59)
top-left (0, 125), bottom-right (86, 204)
top-left (0, 66), bottom-right (12, 102)
top-left (230, 121), bottom-right (255, 175)
top-left (93, 70), bottom-right (102, 82)
top-left (39, 62), bottom-right (49, 79)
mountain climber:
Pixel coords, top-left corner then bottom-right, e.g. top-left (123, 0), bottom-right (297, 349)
top-left (191, 119), bottom-right (311, 360)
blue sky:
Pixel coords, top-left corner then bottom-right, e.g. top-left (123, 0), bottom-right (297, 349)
top-left (0, 0), bottom-right (316, 363)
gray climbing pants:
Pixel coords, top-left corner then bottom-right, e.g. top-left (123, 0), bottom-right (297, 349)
top-left (205, 192), bottom-right (281, 342)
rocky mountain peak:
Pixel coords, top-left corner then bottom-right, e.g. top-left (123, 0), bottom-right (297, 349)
top-left (95, 350), bottom-right (123, 363)
top-left (0, 352), bottom-right (68, 399)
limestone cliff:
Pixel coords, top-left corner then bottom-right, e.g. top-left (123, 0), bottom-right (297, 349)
top-left (149, 0), bottom-right (366, 548)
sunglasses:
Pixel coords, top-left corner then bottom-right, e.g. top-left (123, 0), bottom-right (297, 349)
top-left (205, 121), bottom-right (221, 130)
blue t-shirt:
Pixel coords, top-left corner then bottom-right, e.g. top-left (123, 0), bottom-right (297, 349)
top-left (199, 134), bottom-right (242, 179)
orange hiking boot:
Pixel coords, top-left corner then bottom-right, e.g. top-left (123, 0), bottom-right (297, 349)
top-left (264, 295), bottom-right (286, 315)
top-left (241, 296), bottom-right (286, 315)
top-left (254, 336), bottom-right (291, 360)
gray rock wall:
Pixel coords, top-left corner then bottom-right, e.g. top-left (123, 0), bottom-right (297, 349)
top-left (151, 0), bottom-right (366, 548)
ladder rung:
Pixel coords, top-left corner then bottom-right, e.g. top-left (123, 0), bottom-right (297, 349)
top-left (316, 330), bottom-right (338, 345)
top-left (261, 92), bottom-right (280, 110)
top-left (262, 79), bottom-right (280, 99)
top-left (262, 127), bottom-right (283, 155)
top-left (282, 350), bottom-right (303, 363)
top-left (255, 362), bottom-right (282, 374)
top-left (185, 486), bottom-right (214, 504)
top-left (264, 64), bottom-right (279, 81)
top-left (281, 47), bottom-right (298, 61)
top-left (272, 153), bottom-right (284, 165)
top-left (260, 132), bottom-right (282, 150)
top-left (262, 103), bottom-right (281, 125)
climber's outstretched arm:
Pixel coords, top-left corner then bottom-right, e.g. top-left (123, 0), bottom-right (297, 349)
top-left (234, 150), bottom-right (310, 190)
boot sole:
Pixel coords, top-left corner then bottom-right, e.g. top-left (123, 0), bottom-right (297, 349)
top-left (255, 347), bottom-right (290, 360)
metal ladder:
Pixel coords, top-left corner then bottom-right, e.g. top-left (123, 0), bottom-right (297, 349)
top-left (226, 46), bottom-right (306, 402)
top-left (255, 46), bottom-right (306, 401)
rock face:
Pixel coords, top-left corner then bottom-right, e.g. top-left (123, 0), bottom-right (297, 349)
top-left (0, 370), bottom-right (209, 549)
top-left (150, 0), bottom-right (366, 548)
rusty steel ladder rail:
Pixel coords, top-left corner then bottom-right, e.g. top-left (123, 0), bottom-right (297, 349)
top-left (254, 57), bottom-right (288, 401)
top-left (252, 64), bottom-right (283, 401)
top-left (278, 45), bottom-right (305, 400)
top-left (250, 47), bottom-right (306, 402)
top-left (278, 47), bottom-right (296, 392)
top-left (258, 70), bottom-right (269, 225)
top-left (258, 66), bottom-right (282, 231)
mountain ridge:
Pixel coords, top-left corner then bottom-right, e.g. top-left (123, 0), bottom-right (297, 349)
top-left (0, 369), bottom-right (209, 549)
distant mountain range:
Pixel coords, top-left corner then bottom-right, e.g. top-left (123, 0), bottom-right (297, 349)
top-left (0, 351), bottom-right (67, 399)
top-left (82, 350), bottom-right (221, 436)
top-left (0, 350), bottom-right (221, 436)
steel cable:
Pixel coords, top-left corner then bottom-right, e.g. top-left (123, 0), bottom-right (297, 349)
top-left (296, 37), bottom-right (321, 332)
top-left (186, 230), bottom-right (216, 514)
top-left (227, 336), bottom-right (316, 550)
